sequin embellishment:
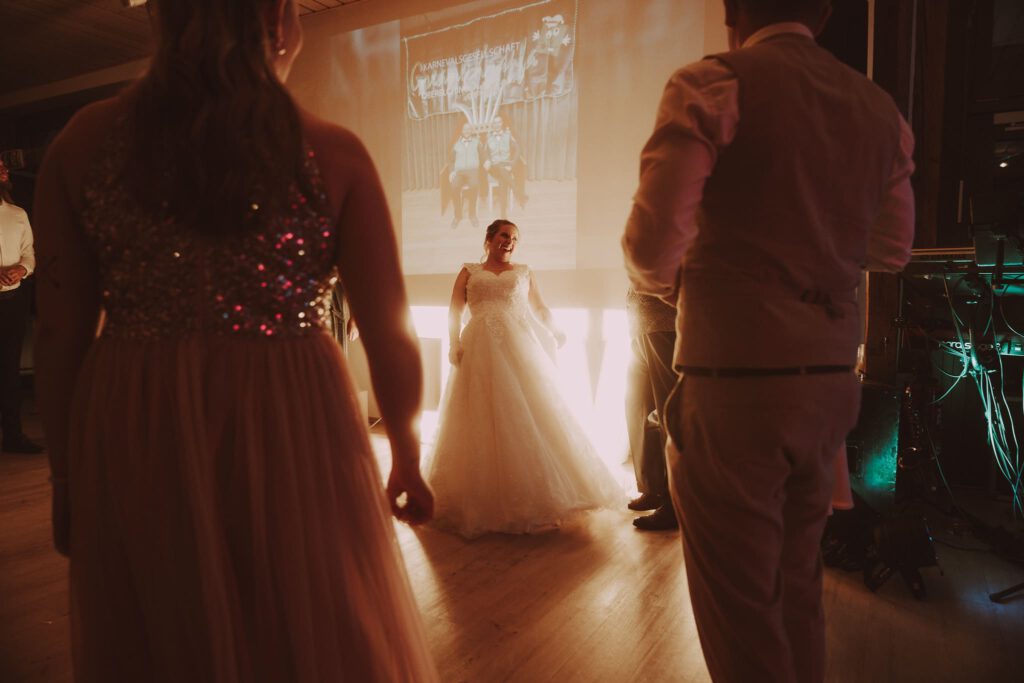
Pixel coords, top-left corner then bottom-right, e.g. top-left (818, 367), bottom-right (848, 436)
top-left (81, 140), bottom-right (337, 339)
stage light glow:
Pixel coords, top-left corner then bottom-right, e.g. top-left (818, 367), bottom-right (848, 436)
top-left (411, 304), bottom-right (630, 465)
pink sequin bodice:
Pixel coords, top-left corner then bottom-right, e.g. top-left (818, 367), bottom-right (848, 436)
top-left (81, 138), bottom-right (338, 340)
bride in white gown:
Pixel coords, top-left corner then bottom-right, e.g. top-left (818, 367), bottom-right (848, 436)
top-left (428, 220), bottom-right (622, 538)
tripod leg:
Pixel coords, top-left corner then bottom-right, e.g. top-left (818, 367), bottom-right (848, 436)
top-left (989, 580), bottom-right (1024, 603)
top-left (864, 560), bottom-right (893, 592)
top-left (900, 567), bottom-right (927, 600)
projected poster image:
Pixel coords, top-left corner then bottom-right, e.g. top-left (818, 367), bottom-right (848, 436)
top-left (401, 0), bottom-right (579, 275)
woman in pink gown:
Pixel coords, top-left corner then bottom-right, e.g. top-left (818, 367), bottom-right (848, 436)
top-left (33, 1), bottom-right (438, 680)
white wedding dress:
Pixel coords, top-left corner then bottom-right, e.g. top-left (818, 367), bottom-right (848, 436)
top-left (427, 263), bottom-right (622, 538)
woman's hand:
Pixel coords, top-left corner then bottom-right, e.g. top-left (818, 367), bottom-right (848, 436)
top-left (386, 462), bottom-right (434, 525)
top-left (448, 340), bottom-right (464, 366)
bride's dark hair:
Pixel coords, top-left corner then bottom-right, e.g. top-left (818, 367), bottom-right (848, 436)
top-left (124, 0), bottom-right (310, 234)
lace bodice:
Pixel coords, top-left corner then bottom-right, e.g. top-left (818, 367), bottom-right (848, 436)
top-left (465, 263), bottom-right (531, 324)
top-left (80, 134), bottom-right (337, 340)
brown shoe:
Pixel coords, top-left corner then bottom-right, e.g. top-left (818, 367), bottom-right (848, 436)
top-left (628, 492), bottom-right (663, 511)
top-left (633, 504), bottom-right (678, 531)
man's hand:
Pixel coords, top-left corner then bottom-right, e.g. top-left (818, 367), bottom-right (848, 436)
top-left (0, 265), bottom-right (27, 286)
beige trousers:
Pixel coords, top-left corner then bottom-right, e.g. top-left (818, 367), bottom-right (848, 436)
top-left (665, 372), bottom-right (861, 683)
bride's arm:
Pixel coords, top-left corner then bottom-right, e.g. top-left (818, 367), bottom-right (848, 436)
top-left (448, 267), bottom-right (469, 365)
top-left (527, 269), bottom-right (566, 348)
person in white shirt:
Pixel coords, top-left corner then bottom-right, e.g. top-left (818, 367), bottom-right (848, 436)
top-left (447, 123), bottom-right (484, 229)
top-left (0, 158), bottom-right (42, 454)
top-left (622, 1), bottom-right (914, 681)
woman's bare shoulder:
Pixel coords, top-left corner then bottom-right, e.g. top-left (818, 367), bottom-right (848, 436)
top-left (296, 108), bottom-right (380, 216)
top-left (54, 95), bottom-right (130, 152)
top-left (43, 93), bottom-right (133, 198)
top-left (298, 108), bottom-right (374, 172)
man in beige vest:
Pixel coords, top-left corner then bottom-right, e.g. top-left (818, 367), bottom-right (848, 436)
top-left (622, 1), bottom-right (914, 681)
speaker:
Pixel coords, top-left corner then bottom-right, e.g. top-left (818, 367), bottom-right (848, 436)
top-left (845, 382), bottom-right (900, 514)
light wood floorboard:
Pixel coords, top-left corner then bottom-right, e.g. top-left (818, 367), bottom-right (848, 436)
top-left (2, 416), bottom-right (1023, 682)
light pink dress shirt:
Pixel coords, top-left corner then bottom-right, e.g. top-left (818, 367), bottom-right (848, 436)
top-left (623, 23), bottom-right (916, 299)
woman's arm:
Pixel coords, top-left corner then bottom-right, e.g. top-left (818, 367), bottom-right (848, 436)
top-left (33, 120), bottom-right (103, 556)
top-left (325, 128), bottom-right (433, 525)
top-left (527, 269), bottom-right (566, 348)
top-left (448, 267), bottom-right (469, 365)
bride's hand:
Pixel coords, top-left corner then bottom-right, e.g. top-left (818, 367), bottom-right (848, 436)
top-left (553, 330), bottom-right (567, 349)
top-left (386, 463), bottom-right (434, 525)
top-left (448, 341), bottom-right (463, 366)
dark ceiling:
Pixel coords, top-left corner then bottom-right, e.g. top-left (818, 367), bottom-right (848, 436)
top-left (0, 0), bottom-right (369, 96)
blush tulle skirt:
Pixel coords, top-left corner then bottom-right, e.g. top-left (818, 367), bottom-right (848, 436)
top-left (66, 332), bottom-right (438, 682)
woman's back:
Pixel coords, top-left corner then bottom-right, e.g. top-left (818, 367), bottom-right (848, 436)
top-left (83, 117), bottom-right (338, 340)
top-left (33, 63), bottom-right (439, 682)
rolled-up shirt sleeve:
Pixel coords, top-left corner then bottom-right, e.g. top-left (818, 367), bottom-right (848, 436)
top-left (622, 60), bottom-right (739, 297)
top-left (866, 116), bottom-right (915, 272)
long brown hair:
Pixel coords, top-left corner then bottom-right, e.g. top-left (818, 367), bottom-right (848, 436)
top-left (125, 0), bottom-right (309, 234)
top-left (0, 159), bottom-right (12, 204)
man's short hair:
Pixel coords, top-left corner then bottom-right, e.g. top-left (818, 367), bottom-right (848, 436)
top-left (737, 0), bottom-right (830, 24)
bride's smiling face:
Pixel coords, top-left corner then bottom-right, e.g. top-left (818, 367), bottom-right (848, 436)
top-left (487, 225), bottom-right (519, 263)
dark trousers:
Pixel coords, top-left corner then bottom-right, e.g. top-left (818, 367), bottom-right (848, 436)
top-left (0, 287), bottom-right (29, 439)
top-left (452, 170), bottom-right (480, 220)
top-left (488, 164), bottom-right (515, 216)
top-left (625, 330), bottom-right (676, 496)
top-left (665, 373), bottom-right (861, 683)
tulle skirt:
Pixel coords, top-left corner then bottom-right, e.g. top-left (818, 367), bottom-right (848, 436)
top-left (427, 313), bottom-right (622, 538)
top-left (66, 332), bottom-right (438, 682)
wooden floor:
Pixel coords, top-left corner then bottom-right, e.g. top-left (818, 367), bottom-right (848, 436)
top-left (2, 414), bottom-right (1024, 681)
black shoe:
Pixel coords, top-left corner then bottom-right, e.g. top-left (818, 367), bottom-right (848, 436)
top-left (3, 435), bottom-right (44, 454)
top-left (633, 504), bottom-right (678, 531)
top-left (627, 492), bottom-right (663, 511)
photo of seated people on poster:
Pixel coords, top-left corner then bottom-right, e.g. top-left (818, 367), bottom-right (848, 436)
top-left (401, 0), bottom-right (578, 274)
